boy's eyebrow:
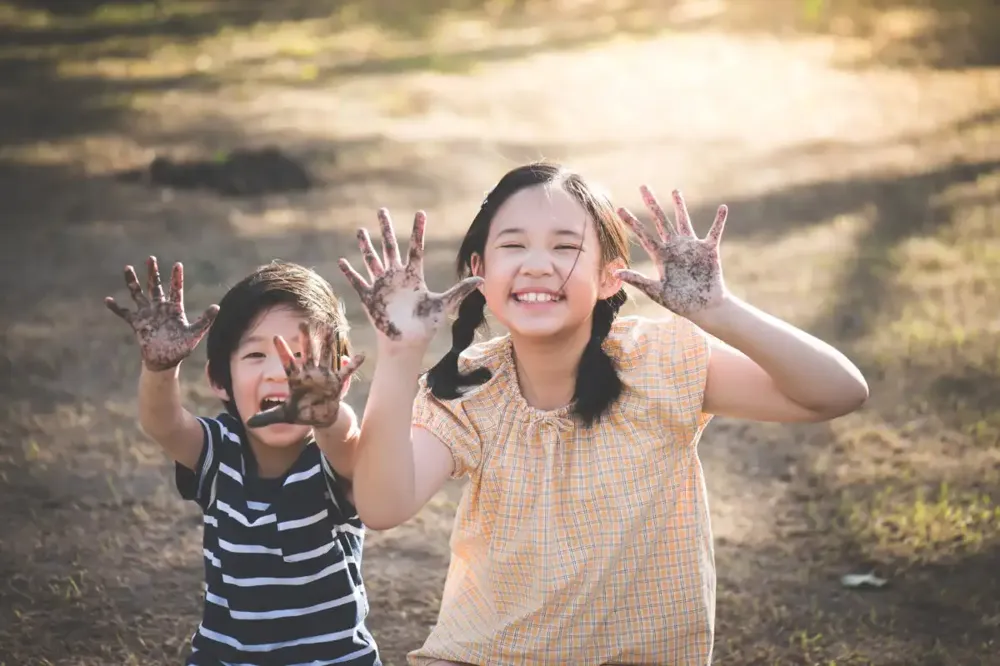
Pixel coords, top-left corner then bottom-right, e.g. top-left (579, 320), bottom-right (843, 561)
top-left (495, 227), bottom-right (584, 239)
top-left (239, 334), bottom-right (268, 347)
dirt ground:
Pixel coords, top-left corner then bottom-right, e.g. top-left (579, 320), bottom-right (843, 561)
top-left (1, 1), bottom-right (999, 664)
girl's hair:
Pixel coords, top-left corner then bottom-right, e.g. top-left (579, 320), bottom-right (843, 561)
top-left (426, 161), bottom-right (631, 426)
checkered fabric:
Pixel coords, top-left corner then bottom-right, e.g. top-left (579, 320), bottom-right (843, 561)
top-left (409, 315), bottom-right (716, 666)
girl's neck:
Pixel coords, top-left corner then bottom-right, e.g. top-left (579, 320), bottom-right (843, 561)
top-left (509, 322), bottom-right (592, 412)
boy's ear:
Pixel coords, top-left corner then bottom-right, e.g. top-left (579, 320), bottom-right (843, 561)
top-left (599, 257), bottom-right (626, 299)
top-left (205, 361), bottom-right (230, 402)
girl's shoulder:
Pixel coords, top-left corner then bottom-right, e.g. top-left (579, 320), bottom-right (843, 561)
top-left (604, 313), bottom-right (710, 374)
top-left (456, 333), bottom-right (513, 379)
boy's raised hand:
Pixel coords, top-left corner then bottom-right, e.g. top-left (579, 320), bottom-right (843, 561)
top-left (105, 256), bottom-right (219, 371)
top-left (615, 187), bottom-right (729, 318)
top-left (246, 322), bottom-right (364, 429)
top-left (338, 208), bottom-right (483, 347)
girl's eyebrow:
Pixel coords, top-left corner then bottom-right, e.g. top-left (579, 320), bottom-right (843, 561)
top-left (495, 227), bottom-right (584, 239)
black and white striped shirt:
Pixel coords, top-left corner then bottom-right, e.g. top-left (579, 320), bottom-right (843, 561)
top-left (175, 412), bottom-right (380, 666)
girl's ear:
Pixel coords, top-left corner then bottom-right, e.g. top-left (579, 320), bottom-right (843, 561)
top-left (205, 361), bottom-right (230, 402)
top-left (599, 257), bottom-right (626, 299)
top-left (470, 254), bottom-right (485, 293)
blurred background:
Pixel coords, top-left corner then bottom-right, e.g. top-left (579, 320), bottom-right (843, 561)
top-left (0, 0), bottom-right (997, 664)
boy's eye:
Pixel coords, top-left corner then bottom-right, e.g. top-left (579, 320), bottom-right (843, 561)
top-left (243, 352), bottom-right (265, 360)
top-left (498, 243), bottom-right (524, 249)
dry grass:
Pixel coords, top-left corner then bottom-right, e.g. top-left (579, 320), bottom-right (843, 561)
top-left (0, 1), bottom-right (998, 665)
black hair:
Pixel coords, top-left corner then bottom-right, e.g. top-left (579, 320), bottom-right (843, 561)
top-left (206, 261), bottom-right (350, 418)
top-left (425, 162), bottom-right (631, 426)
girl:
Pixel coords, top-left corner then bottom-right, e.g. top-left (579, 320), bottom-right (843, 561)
top-left (338, 162), bottom-right (869, 665)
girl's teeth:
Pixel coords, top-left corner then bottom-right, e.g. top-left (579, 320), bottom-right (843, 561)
top-left (517, 293), bottom-right (558, 302)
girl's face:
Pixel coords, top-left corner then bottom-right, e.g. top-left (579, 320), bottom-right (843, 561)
top-left (473, 184), bottom-right (623, 340)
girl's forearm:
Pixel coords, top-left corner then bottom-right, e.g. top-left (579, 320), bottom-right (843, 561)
top-left (352, 346), bottom-right (425, 528)
top-left (692, 295), bottom-right (869, 415)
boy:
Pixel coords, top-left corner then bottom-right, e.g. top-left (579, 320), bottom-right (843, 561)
top-left (105, 256), bottom-right (380, 666)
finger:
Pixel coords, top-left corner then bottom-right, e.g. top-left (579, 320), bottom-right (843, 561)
top-left (617, 207), bottom-right (661, 259)
top-left (338, 258), bottom-right (371, 297)
top-left (439, 276), bottom-right (484, 314)
top-left (273, 334), bottom-right (298, 375)
top-left (338, 352), bottom-right (366, 381)
top-left (123, 265), bottom-right (147, 305)
top-left (671, 189), bottom-right (696, 237)
top-left (614, 269), bottom-right (662, 298)
top-left (707, 204), bottom-right (728, 246)
top-left (104, 297), bottom-right (133, 323)
top-left (298, 321), bottom-right (318, 367)
top-left (639, 185), bottom-right (674, 240)
top-left (406, 210), bottom-right (426, 271)
top-left (185, 304), bottom-right (220, 341)
top-left (358, 229), bottom-right (385, 279)
top-left (378, 208), bottom-right (402, 267)
top-left (146, 256), bottom-right (165, 302)
top-left (319, 327), bottom-right (337, 369)
top-left (246, 404), bottom-right (291, 428)
top-left (168, 262), bottom-right (184, 306)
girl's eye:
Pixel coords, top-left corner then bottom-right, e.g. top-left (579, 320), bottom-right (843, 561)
top-left (555, 245), bottom-right (581, 251)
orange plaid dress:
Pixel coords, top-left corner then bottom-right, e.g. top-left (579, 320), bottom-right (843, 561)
top-left (409, 315), bottom-right (715, 666)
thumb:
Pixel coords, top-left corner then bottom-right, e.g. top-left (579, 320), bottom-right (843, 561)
top-left (186, 304), bottom-right (220, 340)
top-left (439, 277), bottom-right (484, 314)
top-left (614, 269), bottom-right (661, 298)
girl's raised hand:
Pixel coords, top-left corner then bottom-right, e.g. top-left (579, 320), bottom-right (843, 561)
top-left (339, 208), bottom-right (483, 346)
top-left (615, 187), bottom-right (728, 317)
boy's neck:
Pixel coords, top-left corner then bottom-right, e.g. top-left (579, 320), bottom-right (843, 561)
top-left (247, 436), bottom-right (308, 479)
top-left (509, 322), bottom-right (593, 412)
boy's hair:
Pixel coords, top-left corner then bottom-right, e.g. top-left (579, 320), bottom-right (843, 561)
top-left (426, 161), bottom-right (631, 426)
top-left (206, 261), bottom-right (350, 417)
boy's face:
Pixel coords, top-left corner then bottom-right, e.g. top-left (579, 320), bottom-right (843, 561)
top-left (218, 305), bottom-right (316, 449)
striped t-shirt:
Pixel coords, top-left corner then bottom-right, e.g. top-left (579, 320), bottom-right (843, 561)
top-left (175, 412), bottom-right (380, 666)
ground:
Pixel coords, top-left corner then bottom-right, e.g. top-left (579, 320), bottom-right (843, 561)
top-left (1, 1), bottom-right (999, 664)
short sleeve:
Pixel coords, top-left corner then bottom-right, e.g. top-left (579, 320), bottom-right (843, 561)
top-left (614, 315), bottom-right (713, 441)
top-left (657, 315), bottom-right (713, 434)
top-left (412, 375), bottom-right (483, 479)
top-left (174, 414), bottom-right (232, 511)
top-left (319, 452), bottom-right (360, 523)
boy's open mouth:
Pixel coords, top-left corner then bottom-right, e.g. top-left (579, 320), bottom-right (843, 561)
top-left (258, 395), bottom-right (287, 411)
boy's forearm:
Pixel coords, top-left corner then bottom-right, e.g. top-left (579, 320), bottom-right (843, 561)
top-left (352, 347), bottom-right (424, 526)
top-left (692, 295), bottom-right (869, 414)
top-left (138, 364), bottom-right (190, 438)
top-left (315, 402), bottom-right (360, 480)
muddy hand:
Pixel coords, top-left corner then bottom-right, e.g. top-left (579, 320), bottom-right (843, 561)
top-left (105, 256), bottom-right (220, 371)
top-left (246, 322), bottom-right (365, 429)
top-left (338, 208), bottom-right (483, 344)
top-left (615, 187), bottom-right (728, 317)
